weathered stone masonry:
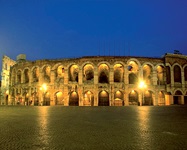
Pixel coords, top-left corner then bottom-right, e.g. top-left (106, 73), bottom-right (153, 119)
top-left (1, 53), bottom-right (187, 106)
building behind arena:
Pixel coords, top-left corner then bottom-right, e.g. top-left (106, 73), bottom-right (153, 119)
top-left (1, 52), bottom-right (187, 106)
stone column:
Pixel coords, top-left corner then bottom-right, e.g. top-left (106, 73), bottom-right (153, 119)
top-left (94, 86), bottom-right (98, 106)
top-left (78, 69), bottom-right (83, 85)
top-left (64, 68), bottom-right (69, 85)
top-left (78, 85), bottom-right (83, 106)
top-left (64, 86), bottom-right (69, 106)
top-left (171, 69), bottom-right (174, 88)
top-left (153, 93), bottom-right (157, 106)
top-left (124, 91), bottom-right (129, 106)
top-left (124, 64), bottom-right (128, 85)
top-left (181, 96), bottom-right (184, 105)
top-left (94, 68), bottom-right (98, 84)
top-left (50, 70), bottom-right (55, 84)
top-left (181, 71), bottom-right (185, 89)
top-left (152, 69), bottom-right (157, 86)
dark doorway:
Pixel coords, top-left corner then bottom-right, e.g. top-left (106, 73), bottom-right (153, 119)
top-left (173, 96), bottom-right (179, 104)
top-left (99, 91), bottom-right (109, 106)
top-left (184, 96), bottom-right (187, 105)
top-left (69, 92), bottom-right (79, 106)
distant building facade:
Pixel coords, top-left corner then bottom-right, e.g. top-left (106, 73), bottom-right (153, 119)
top-left (1, 53), bottom-right (187, 106)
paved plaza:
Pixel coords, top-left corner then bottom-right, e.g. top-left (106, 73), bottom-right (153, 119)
top-left (0, 106), bottom-right (187, 150)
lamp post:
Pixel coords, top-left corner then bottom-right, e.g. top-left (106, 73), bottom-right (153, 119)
top-left (40, 84), bottom-right (47, 106)
top-left (139, 81), bottom-right (147, 106)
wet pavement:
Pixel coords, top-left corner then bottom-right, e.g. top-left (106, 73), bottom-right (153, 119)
top-left (0, 106), bottom-right (187, 150)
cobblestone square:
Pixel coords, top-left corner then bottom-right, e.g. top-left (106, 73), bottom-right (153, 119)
top-left (0, 106), bottom-right (187, 150)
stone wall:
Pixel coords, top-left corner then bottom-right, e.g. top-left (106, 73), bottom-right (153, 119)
top-left (2, 53), bottom-right (187, 106)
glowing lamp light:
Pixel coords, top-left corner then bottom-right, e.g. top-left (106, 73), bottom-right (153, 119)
top-left (40, 84), bottom-right (47, 92)
top-left (139, 81), bottom-right (147, 89)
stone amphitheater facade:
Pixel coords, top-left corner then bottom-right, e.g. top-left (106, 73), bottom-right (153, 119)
top-left (1, 53), bottom-right (187, 106)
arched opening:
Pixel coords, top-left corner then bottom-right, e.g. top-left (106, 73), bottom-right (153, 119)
top-left (129, 90), bottom-right (138, 105)
top-left (5, 95), bottom-right (8, 105)
top-left (24, 69), bottom-right (29, 83)
top-left (173, 90), bottom-right (182, 105)
top-left (127, 60), bottom-right (139, 84)
top-left (114, 64), bottom-right (124, 82)
top-left (69, 65), bottom-right (79, 82)
top-left (98, 90), bottom-right (109, 106)
top-left (184, 67), bottom-right (187, 82)
top-left (129, 73), bottom-right (138, 84)
top-left (157, 66), bottom-right (164, 85)
top-left (43, 66), bottom-right (51, 83)
top-left (32, 91), bottom-right (39, 106)
top-left (83, 91), bottom-right (94, 106)
top-left (143, 90), bottom-right (153, 106)
top-left (11, 69), bottom-right (16, 85)
top-left (55, 92), bottom-right (64, 105)
top-left (24, 92), bottom-right (29, 105)
top-left (143, 64), bottom-right (152, 85)
top-left (166, 66), bottom-right (171, 84)
top-left (69, 91), bottom-right (79, 106)
top-left (56, 65), bottom-right (65, 83)
top-left (17, 70), bottom-right (21, 84)
top-left (32, 67), bottom-right (39, 82)
top-left (158, 91), bottom-right (165, 106)
top-left (98, 64), bottom-right (109, 83)
top-left (174, 65), bottom-right (181, 83)
top-left (184, 91), bottom-right (187, 105)
top-left (44, 92), bottom-right (50, 106)
top-left (83, 64), bottom-right (94, 83)
top-left (114, 90), bottom-right (124, 106)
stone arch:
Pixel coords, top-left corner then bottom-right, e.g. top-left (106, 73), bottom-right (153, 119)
top-left (127, 59), bottom-right (140, 84)
top-left (113, 63), bottom-right (124, 82)
top-left (158, 91), bottom-right (165, 105)
top-left (129, 73), bottom-right (138, 84)
top-left (55, 65), bottom-right (65, 84)
top-left (42, 65), bottom-right (51, 83)
top-left (69, 91), bottom-right (79, 106)
top-left (184, 90), bottom-right (187, 105)
top-left (143, 90), bottom-right (153, 106)
top-left (173, 90), bottom-right (183, 105)
top-left (184, 65), bottom-right (187, 82)
top-left (114, 90), bottom-right (124, 106)
top-left (173, 64), bottom-right (182, 83)
top-left (126, 58), bottom-right (141, 69)
top-left (173, 89), bottom-right (183, 95)
top-left (83, 63), bottom-right (94, 83)
top-left (98, 90), bottom-right (109, 106)
top-left (98, 63), bottom-right (109, 83)
top-left (129, 90), bottom-right (139, 105)
top-left (31, 66), bottom-right (39, 82)
top-left (55, 91), bottom-right (64, 105)
top-left (83, 90), bottom-right (94, 106)
top-left (11, 68), bottom-right (16, 85)
top-left (16, 69), bottom-right (22, 84)
top-left (31, 88), bottom-right (38, 106)
top-left (166, 65), bottom-right (171, 84)
top-left (156, 65), bottom-right (165, 85)
top-left (69, 64), bottom-right (79, 82)
top-left (51, 63), bottom-right (63, 70)
top-left (23, 68), bottom-right (30, 83)
top-left (43, 92), bottom-right (50, 106)
top-left (142, 63), bottom-right (153, 85)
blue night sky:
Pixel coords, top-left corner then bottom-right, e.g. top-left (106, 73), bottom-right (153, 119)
top-left (0, 0), bottom-right (187, 69)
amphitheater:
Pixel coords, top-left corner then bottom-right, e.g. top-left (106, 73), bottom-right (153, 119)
top-left (1, 52), bottom-right (187, 106)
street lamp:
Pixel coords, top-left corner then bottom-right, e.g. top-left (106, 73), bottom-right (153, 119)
top-left (139, 81), bottom-right (147, 106)
top-left (40, 84), bottom-right (47, 106)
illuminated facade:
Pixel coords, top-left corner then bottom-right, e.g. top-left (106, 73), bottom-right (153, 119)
top-left (1, 53), bottom-right (187, 106)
